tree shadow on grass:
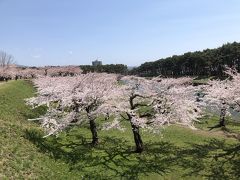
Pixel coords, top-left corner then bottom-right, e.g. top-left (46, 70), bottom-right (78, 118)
top-left (24, 129), bottom-right (181, 179)
top-left (24, 129), bottom-right (240, 179)
top-left (178, 139), bottom-right (240, 180)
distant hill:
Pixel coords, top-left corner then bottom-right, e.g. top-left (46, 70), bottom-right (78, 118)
top-left (130, 42), bottom-right (240, 77)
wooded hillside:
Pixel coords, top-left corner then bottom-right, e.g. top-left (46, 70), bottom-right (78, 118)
top-left (131, 42), bottom-right (240, 77)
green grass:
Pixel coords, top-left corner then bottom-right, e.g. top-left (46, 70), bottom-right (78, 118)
top-left (196, 114), bottom-right (240, 135)
top-left (192, 76), bottom-right (229, 85)
top-left (0, 80), bottom-right (82, 179)
top-left (192, 76), bottom-right (213, 85)
top-left (1, 80), bottom-right (240, 179)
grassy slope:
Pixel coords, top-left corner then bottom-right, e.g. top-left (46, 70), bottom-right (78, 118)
top-left (0, 80), bottom-right (239, 179)
top-left (0, 80), bottom-right (81, 179)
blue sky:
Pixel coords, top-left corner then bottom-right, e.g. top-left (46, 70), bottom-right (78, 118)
top-left (1, 0), bottom-right (240, 66)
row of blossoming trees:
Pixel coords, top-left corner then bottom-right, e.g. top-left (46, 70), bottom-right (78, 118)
top-left (0, 64), bottom-right (83, 81)
top-left (25, 67), bottom-right (240, 153)
top-left (0, 51), bottom-right (83, 81)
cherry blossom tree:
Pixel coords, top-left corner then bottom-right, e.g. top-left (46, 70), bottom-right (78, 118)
top-left (0, 64), bottom-right (20, 81)
top-left (26, 73), bottom-right (117, 145)
top-left (151, 77), bottom-right (202, 128)
top-left (203, 67), bottom-right (240, 130)
top-left (16, 68), bottom-right (45, 79)
top-left (67, 73), bottom-right (117, 145)
top-left (104, 76), bottom-right (202, 152)
top-left (103, 76), bottom-right (156, 152)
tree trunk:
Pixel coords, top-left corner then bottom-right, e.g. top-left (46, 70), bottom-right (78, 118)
top-left (128, 95), bottom-right (144, 153)
top-left (89, 119), bottom-right (99, 146)
top-left (131, 123), bottom-right (143, 153)
top-left (208, 105), bottom-right (227, 130)
top-left (86, 107), bottom-right (99, 146)
top-left (219, 106), bottom-right (226, 127)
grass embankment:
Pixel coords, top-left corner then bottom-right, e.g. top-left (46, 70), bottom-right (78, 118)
top-left (0, 80), bottom-right (239, 179)
top-left (0, 80), bottom-right (81, 179)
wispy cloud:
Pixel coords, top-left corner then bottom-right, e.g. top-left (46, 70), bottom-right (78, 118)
top-left (68, 50), bottom-right (73, 55)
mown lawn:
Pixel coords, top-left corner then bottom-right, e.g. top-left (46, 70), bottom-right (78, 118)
top-left (0, 80), bottom-right (239, 179)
